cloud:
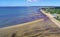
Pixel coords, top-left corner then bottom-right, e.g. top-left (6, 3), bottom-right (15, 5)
top-left (27, 0), bottom-right (38, 2)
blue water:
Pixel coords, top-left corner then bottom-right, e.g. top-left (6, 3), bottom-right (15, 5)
top-left (0, 6), bottom-right (48, 28)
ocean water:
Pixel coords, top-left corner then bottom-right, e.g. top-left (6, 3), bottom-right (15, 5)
top-left (0, 6), bottom-right (48, 28)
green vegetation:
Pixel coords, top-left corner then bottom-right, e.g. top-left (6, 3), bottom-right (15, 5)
top-left (44, 7), bottom-right (60, 22)
top-left (47, 9), bottom-right (60, 14)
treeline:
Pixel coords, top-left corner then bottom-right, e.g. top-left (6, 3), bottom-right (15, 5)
top-left (42, 7), bottom-right (60, 14)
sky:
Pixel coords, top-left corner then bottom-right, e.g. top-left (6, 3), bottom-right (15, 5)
top-left (0, 0), bottom-right (60, 6)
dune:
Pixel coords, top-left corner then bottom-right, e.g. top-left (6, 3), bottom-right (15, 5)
top-left (0, 10), bottom-right (60, 37)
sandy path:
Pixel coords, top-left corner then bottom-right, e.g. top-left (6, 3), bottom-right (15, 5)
top-left (41, 10), bottom-right (60, 28)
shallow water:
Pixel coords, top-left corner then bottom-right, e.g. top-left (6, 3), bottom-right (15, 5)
top-left (0, 6), bottom-right (48, 28)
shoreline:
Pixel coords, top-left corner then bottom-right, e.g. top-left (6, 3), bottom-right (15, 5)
top-left (0, 18), bottom-right (44, 29)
